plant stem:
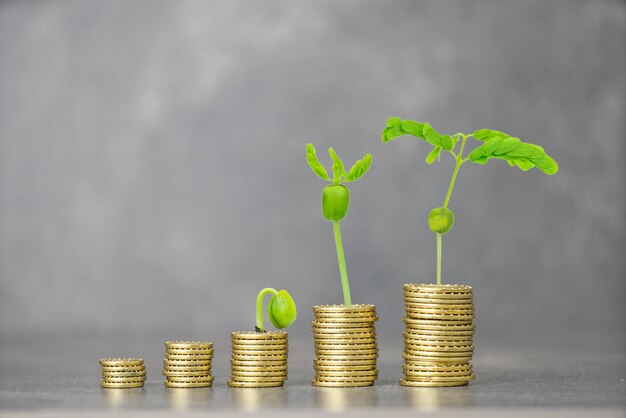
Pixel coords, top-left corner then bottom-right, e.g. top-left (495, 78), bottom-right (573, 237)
top-left (442, 134), bottom-right (467, 209)
top-left (256, 287), bottom-right (278, 332)
top-left (436, 233), bottom-right (442, 286)
top-left (437, 134), bottom-right (468, 286)
top-left (333, 221), bottom-right (352, 306)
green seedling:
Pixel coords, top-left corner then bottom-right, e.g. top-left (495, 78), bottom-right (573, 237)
top-left (382, 117), bottom-right (558, 285)
top-left (255, 288), bottom-right (297, 332)
top-left (306, 143), bottom-right (372, 307)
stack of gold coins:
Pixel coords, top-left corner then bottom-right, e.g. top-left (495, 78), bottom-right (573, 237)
top-left (311, 304), bottom-right (378, 387)
top-left (162, 341), bottom-right (214, 388)
top-left (228, 331), bottom-right (288, 388)
top-left (100, 358), bottom-right (146, 388)
top-left (401, 284), bottom-right (475, 387)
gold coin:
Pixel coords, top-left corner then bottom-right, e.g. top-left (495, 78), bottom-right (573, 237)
top-left (404, 349), bottom-right (474, 358)
top-left (313, 354), bottom-right (378, 366)
top-left (404, 331), bottom-right (473, 340)
top-left (102, 370), bottom-right (147, 378)
top-left (230, 369), bottom-right (287, 377)
top-left (164, 381), bottom-right (212, 388)
top-left (163, 364), bottom-right (211, 372)
top-left (231, 364), bottom-right (286, 371)
top-left (231, 331), bottom-right (287, 341)
top-left (403, 354), bottom-right (472, 363)
top-left (403, 317), bottom-right (474, 327)
top-left (315, 347), bottom-right (378, 355)
top-left (402, 359), bottom-right (472, 368)
top-left (166, 348), bottom-right (214, 356)
top-left (228, 379), bottom-right (284, 388)
top-left (313, 374), bottom-right (377, 382)
top-left (99, 358), bottom-right (143, 367)
top-left (405, 312), bottom-right (474, 321)
top-left (399, 379), bottom-right (470, 387)
top-left (312, 319), bottom-right (376, 327)
top-left (316, 353), bottom-right (378, 360)
top-left (404, 342), bottom-right (474, 351)
top-left (166, 375), bottom-right (214, 383)
top-left (404, 339), bottom-right (473, 348)
top-left (163, 359), bottom-right (211, 367)
top-left (404, 283), bottom-right (472, 293)
top-left (315, 341), bottom-right (377, 348)
top-left (101, 381), bottom-right (144, 388)
top-left (314, 368), bottom-right (377, 377)
top-left (312, 330), bottom-right (376, 337)
top-left (165, 353), bottom-right (213, 361)
top-left (230, 359), bottom-right (287, 368)
top-left (313, 363), bottom-right (376, 372)
top-left (314, 359), bottom-right (377, 367)
top-left (227, 374), bottom-right (285, 383)
top-left (230, 344), bottom-right (288, 352)
top-left (163, 369), bottom-right (211, 377)
top-left (165, 341), bottom-right (213, 349)
top-left (231, 353), bottom-right (288, 362)
top-left (313, 317), bottom-right (378, 324)
top-left (401, 373), bottom-right (475, 382)
top-left (311, 379), bottom-right (374, 387)
top-left (403, 298), bottom-right (473, 306)
top-left (101, 376), bottom-right (146, 383)
top-left (100, 363), bottom-right (145, 371)
top-left (232, 349), bottom-right (288, 358)
top-left (403, 369), bottom-right (473, 378)
top-left (313, 304), bottom-right (376, 313)
top-left (313, 311), bottom-right (378, 319)
top-left (405, 306), bottom-right (474, 314)
top-left (230, 340), bottom-right (289, 349)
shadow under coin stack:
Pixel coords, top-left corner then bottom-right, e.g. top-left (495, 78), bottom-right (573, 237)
top-left (228, 331), bottom-right (288, 388)
top-left (401, 284), bottom-right (475, 387)
top-left (100, 358), bottom-right (146, 388)
top-left (312, 304), bottom-right (379, 387)
top-left (162, 341), bottom-right (214, 388)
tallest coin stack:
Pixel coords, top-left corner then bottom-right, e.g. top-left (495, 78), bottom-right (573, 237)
top-left (400, 284), bottom-right (475, 387)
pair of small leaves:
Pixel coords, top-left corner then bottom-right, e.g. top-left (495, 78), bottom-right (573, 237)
top-left (469, 129), bottom-right (558, 175)
top-left (306, 143), bottom-right (372, 183)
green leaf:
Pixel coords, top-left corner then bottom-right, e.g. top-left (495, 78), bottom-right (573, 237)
top-left (386, 117), bottom-right (402, 128)
top-left (345, 153), bottom-right (372, 181)
top-left (505, 143), bottom-right (535, 157)
top-left (493, 137), bottom-right (521, 155)
top-left (422, 123), bottom-right (442, 147)
top-left (401, 120), bottom-right (425, 138)
top-left (473, 128), bottom-right (511, 141)
top-left (514, 159), bottom-right (535, 171)
top-left (473, 156), bottom-right (489, 165)
top-left (328, 148), bottom-right (345, 182)
top-left (381, 117), bottom-right (405, 143)
top-left (425, 146), bottom-right (442, 164)
top-left (530, 154), bottom-right (559, 175)
top-left (306, 143), bottom-right (330, 180)
top-left (441, 135), bottom-right (453, 151)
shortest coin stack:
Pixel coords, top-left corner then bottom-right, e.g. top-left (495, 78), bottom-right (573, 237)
top-left (228, 331), bottom-right (288, 388)
top-left (100, 358), bottom-right (146, 388)
top-left (163, 341), bottom-right (214, 388)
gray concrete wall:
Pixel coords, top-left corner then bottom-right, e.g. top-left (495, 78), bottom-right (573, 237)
top-left (0, 0), bottom-right (624, 345)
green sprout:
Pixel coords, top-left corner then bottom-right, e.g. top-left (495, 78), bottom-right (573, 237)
top-left (306, 143), bottom-right (372, 307)
top-left (382, 117), bottom-right (558, 286)
top-left (255, 288), bottom-right (297, 332)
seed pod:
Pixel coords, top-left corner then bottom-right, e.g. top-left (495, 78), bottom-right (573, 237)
top-left (322, 184), bottom-right (350, 222)
top-left (428, 207), bottom-right (455, 234)
top-left (268, 290), bottom-right (297, 329)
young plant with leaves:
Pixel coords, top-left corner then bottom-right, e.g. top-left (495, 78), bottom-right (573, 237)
top-left (306, 143), bottom-right (372, 307)
top-left (381, 117), bottom-right (558, 285)
top-left (255, 288), bottom-right (297, 332)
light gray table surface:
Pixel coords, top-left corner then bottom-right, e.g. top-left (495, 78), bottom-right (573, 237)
top-left (0, 333), bottom-right (624, 417)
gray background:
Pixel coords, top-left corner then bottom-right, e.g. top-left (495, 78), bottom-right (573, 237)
top-left (0, 0), bottom-right (624, 353)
